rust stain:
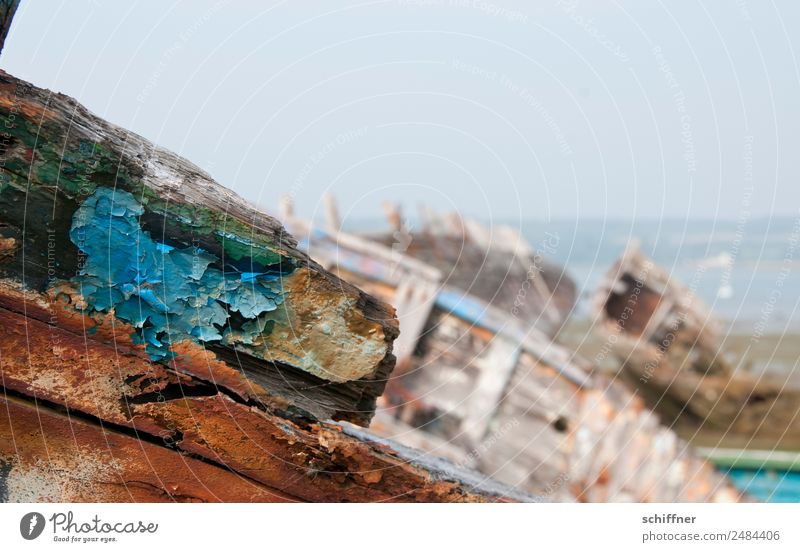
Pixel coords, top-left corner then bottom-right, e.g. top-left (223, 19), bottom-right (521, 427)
top-left (0, 295), bottom-right (496, 502)
top-left (0, 237), bottom-right (16, 260)
top-left (0, 88), bottom-right (51, 123)
top-left (169, 339), bottom-right (288, 411)
top-left (0, 306), bottom-right (186, 426)
top-left (0, 396), bottom-right (297, 502)
top-left (0, 284), bottom-right (283, 412)
top-left (133, 396), bottom-right (490, 503)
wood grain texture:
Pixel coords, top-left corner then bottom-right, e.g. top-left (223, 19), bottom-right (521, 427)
top-left (0, 70), bottom-right (398, 426)
top-left (0, 276), bottom-right (529, 502)
top-left (0, 395), bottom-right (298, 503)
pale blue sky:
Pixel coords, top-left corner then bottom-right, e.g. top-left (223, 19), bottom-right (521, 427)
top-left (3, 0), bottom-right (799, 224)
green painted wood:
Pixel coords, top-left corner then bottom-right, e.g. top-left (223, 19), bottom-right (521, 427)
top-left (0, 70), bottom-right (398, 425)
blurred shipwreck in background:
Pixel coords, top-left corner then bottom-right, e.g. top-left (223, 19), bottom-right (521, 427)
top-left (281, 194), bottom-right (761, 502)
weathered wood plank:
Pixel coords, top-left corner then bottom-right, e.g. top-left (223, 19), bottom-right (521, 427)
top-left (0, 288), bottom-right (528, 502)
top-left (0, 70), bottom-right (398, 425)
top-left (0, 395), bottom-right (298, 503)
top-left (459, 335), bottom-right (520, 442)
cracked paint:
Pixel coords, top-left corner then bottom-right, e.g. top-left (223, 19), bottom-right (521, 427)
top-left (67, 187), bottom-right (291, 360)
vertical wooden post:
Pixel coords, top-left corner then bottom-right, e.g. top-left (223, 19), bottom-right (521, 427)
top-left (460, 335), bottom-right (521, 443)
top-left (322, 192), bottom-right (341, 233)
top-left (279, 193), bottom-right (294, 221)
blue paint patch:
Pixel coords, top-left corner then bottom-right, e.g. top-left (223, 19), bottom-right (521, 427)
top-left (435, 289), bottom-right (489, 327)
top-left (69, 187), bottom-right (289, 360)
top-left (726, 468), bottom-right (800, 503)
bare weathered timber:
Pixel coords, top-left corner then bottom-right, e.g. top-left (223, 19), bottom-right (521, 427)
top-left (0, 70), bottom-right (399, 426)
top-left (385, 303), bottom-right (740, 502)
top-left (367, 210), bottom-right (577, 339)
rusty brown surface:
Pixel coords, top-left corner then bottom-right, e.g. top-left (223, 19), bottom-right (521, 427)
top-left (0, 281), bottom-right (319, 417)
top-left (0, 285), bottom-right (512, 502)
top-left (0, 395), bottom-right (297, 502)
top-left (0, 236), bottom-right (15, 259)
top-left (134, 397), bottom-right (497, 502)
top-left (0, 279), bottom-right (396, 426)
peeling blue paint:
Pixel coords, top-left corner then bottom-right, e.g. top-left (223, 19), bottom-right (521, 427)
top-left (68, 187), bottom-right (290, 360)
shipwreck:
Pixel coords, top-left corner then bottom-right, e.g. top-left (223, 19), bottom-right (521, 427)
top-left (282, 199), bottom-right (741, 502)
top-left (592, 242), bottom-right (800, 501)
